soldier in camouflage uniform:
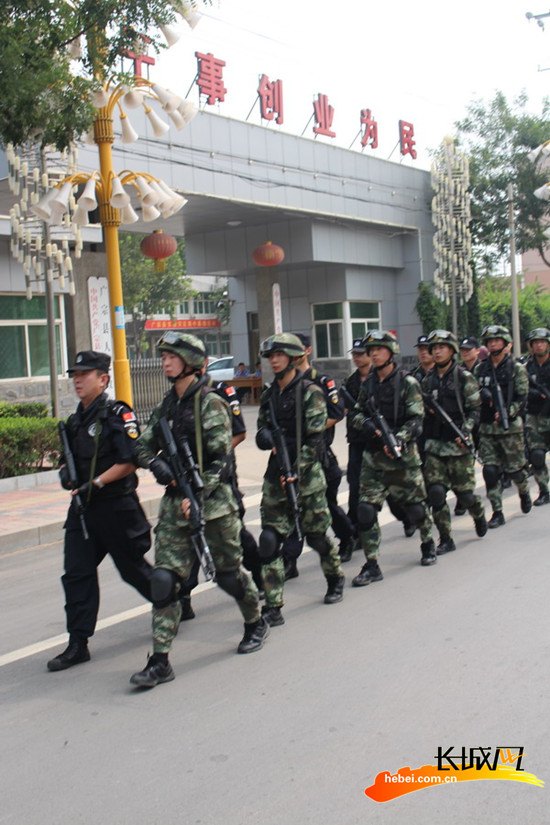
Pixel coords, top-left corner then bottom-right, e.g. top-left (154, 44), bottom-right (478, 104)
top-left (524, 327), bottom-right (550, 506)
top-left (256, 333), bottom-right (345, 627)
top-left (130, 332), bottom-right (268, 688)
top-left (474, 325), bottom-right (531, 528)
top-left (350, 330), bottom-right (437, 585)
top-left (421, 330), bottom-right (487, 554)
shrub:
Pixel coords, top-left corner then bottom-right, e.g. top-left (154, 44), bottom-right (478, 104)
top-left (0, 417), bottom-right (60, 478)
top-left (0, 402), bottom-right (49, 418)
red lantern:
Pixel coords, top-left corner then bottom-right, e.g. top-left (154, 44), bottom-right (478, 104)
top-left (140, 230), bottom-right (178, 273)
top-left (252, 241), bottom-right (285, 267)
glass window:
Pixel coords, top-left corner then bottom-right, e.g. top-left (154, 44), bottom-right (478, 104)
top-left (313, 303), bottom-right (343, 321)
top-left (349, 302), bottom-right (381, 341)
top-left (0, 295), bottom-right (64, 379)
top-left (313, 303), bottom-right (344, 358)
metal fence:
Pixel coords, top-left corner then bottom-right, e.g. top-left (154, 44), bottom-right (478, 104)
top-left (129, 358), bottom-right (169, 426)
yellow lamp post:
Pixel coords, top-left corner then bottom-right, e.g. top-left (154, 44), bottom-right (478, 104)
top-left (32, 76), bottom-right (193, 404)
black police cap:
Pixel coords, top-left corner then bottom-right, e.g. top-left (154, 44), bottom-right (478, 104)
top-left (459, 337), bottom-right (479, 350)
top-left (67, 350), bottom-right (111, 374)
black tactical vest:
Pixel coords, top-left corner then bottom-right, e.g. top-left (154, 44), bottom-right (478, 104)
top-left (477, 356), bottom-right (514, 424)
top-left (363, 367), bottom-right (407, 430)
top-left (67, 393), bottom-right (136, 496)
top-left (159, 378), bottom-right (214, 463)
top-left (423, 363), bottom-right (466, 442)
top-left (526, 356), bottom-right (550, 415)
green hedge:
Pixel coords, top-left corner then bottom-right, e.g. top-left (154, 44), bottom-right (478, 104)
top-left (0, 402), bottom-right (49, 418)
top-left (0, 417), bottom-right (61, 478)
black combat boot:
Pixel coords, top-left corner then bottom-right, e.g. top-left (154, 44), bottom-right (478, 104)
top-left (436, 536), bottom-right (456, 555)
top-left (352, 558), bottom-right (383, 587)
top-left (534, 487), bottom-right (550, 506)
top-left (237, 617), bottom-right (270, 653)
top-left (47, 640), bottom-right (90, 672)
top-left (520, 492), bottom-right (532, 514)
top-left (488, 511), bottom-right (505, 528)
top-left (261, 605), bottom-right (285, 626)
top-left (474, 515), bottom-right (488, 537)
top-left (420, 540), bottom-right (437, 566)
top-left (284, 558), bottom-right (299, 580)
top-left (179, 595), bottom-right (195, 621)
top-left (324, 574), bottom-right (345, 604)
top-left (130, 653), bottom-right (175, 688)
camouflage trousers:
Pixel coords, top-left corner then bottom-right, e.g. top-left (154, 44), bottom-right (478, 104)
top-left (260, 475), bottom-right (343, 608)
top-left (358, 448), bottom-right (432, 560)
top-left (478, 432), bottom-right (529, 512)
top-left (152, 494), bottom-right (260, 653)
top-left (526, 415), bottom-right (550, 491)
top-left (424, 451), bottom-right (485, 540)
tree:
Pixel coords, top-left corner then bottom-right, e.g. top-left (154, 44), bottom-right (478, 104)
top-left (455, 91), bottom-right (550, 270)
top-left (477, 276), bottom-right (550, 346)
top-left (119, 232), bottom-right (194, 359)
top-left (0, 1), bottom-right (209, 150)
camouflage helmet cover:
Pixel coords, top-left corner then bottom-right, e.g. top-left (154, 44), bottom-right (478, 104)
top-left (362, 329), bottom-right (400, 355)
top-left (426, 329), bottom-right (459, 354)
top-left (481, 325), bottom-right (512, 345)
top-left (260, 333), bottom-right (305, 360)
top-left (157, 330), bottom-right (206, 369)
top-left (525, 327), bottom-right (550, 344)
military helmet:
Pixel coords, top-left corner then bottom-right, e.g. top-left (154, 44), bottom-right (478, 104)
top-left (156, 330), bottom-right (206, 369)
top-left (362, 330), bottom-right (400, 354)
top-left (259, 333), bottom-right (305, 360)
top-left (525, 327), bottom-right (550, 344)
top-left (426, 329), bottom-right (459, 354)
top-left (481, 325), bottom-right (512, 345)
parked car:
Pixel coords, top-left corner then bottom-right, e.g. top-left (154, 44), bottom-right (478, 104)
top-left (206, 355), bottom-right (235, 382)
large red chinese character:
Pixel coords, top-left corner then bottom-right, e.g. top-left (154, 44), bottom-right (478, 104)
top-left (399, 120), bottom-right (417, 159)
top-left (360, 108), bottom-right (378, 150)
top-left (195, 52), bottom-right (227, 105)
top-left (258, 74), bottom-right (284, 125)
top-left (313, 93), bottom-right (336, 138)
top-left (124, 51), bottom-right (155, 77)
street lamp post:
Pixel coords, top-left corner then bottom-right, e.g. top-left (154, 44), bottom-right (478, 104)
top-left (31, 77), bottom-right (195, 404)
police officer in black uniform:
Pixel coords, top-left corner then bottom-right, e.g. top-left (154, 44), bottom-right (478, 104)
top-left (47, 351), bottom-right (152, 672)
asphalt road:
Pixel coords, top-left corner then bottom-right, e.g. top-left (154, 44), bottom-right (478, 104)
top-left (1, 423), bottom-right (549, 824)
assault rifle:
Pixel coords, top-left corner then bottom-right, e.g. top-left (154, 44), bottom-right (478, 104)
top-left (58, 421), bottom-right (89, 541)
top-left (157, 417), bottom-right (216, 582)
top-left (339, 383), bottom-right (358, 411)
top-left (268, 393), bottom-right (303, 542)
top-left (490, 364), bottom-right (510, 431)
top-left (422, 391), bottom-right (476, 456)
top-left (365, 396), bottom-right (404, 460)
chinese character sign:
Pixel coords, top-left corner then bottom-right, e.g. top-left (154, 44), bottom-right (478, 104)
top-left (196, 52), bottom-right (227, 105)
top-left (258, 74), bottom-right (284, 125)
top-left (313, 93), bottom-right (336, 138)
top-left (360, 109), bottom-right (378, 150)
top-left (399, 120), bottom-right (417, 159)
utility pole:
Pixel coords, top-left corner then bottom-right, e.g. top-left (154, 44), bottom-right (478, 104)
top-left (508, 183), bottom-right (521, 358)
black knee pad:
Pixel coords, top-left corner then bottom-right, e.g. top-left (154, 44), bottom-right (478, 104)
top-left (240, 526), bottom-right (258, 558)
top-left (530, 449), bottom-right (546, 470)
top-left (387, 495), bottom-right (407, 521)
top-left (357, 502), bottom-right (379, 531)
top-left (427, 483), bottom-right (447, 511)
top-left (258, 527), bottom-right (281, 563)
top-left (305, 533), bottom-right (331, 556)
top-left (151, 568), bottom-right (178, 608)
top-left (405, 502), bottom-right (426, 527)
top-left (216, 569), bottom-right (247, 601)
top-left (456, 490), bottom-right (476, 509)
top-left (483, 464), bottom-right (501, 490)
